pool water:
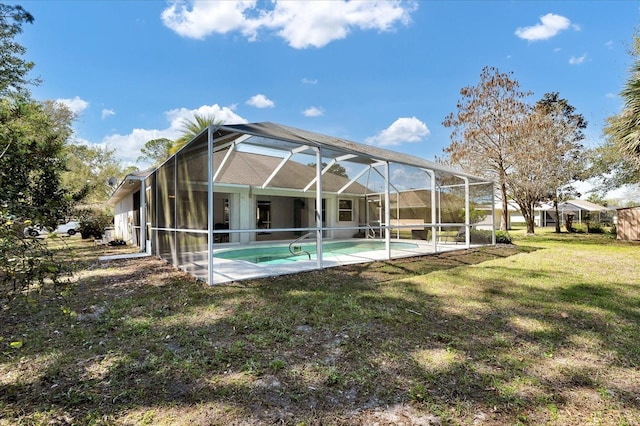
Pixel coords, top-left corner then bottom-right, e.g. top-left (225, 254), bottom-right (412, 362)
top-left (214, 241), bottom-right (418, 265)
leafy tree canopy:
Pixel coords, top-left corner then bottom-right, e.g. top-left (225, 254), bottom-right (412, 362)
top-left (443, 66), bottom-right (587, 234)
top-left (138, 137), bottom-right (173, 167)
top-left (0, 96), bottom-right (72, 227)
top-left (442, 66), bottom-right (531, 231)
top-left (307, 162), bottom-right (349, 178)
top-left (0, 3), bottom-right (38, 96)
top-left (592, 29), bottom-right (640, 190)
top-left (62, 142), bottom-right (136, 205)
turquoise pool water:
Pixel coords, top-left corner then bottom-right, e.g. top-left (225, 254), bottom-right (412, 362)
top-left (213, 241), bottom-right (418, 265)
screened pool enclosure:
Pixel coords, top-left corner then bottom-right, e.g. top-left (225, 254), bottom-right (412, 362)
top-left (110, 122), bottom-right (495, 284)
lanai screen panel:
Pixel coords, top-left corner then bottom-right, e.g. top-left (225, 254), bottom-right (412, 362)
top-left (470, 181), bottom-right (495, 236)
top-left (156, 156), bottom-right (177, 265)
top-left (176, 136), bottom-right (209, 280)
top-left (387, 163), bottom-right (434, 239)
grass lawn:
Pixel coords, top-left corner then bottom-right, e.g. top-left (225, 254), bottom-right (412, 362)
top-left (1, 229), bottom-right (639, 425)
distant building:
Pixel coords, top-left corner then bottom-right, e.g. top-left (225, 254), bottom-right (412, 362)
top-left (616, 206), bottom-right (640, 241)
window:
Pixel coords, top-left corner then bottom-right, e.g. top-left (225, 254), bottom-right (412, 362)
top-left (338, 199), bottom-right (353, 222)
top-left (257, 200), bottom-right (271, 229)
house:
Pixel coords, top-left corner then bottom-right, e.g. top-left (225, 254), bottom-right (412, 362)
top-left (109, 122), bottom-right (495, 284)
top-left (539, 199), bottom-right (614, 227)
top-left (492, 198), bottom-right (613, 229)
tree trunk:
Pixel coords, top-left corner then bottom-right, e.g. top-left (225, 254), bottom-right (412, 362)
top-left (553, 199), bottom-right (561, 233)
top-left (500, 181), bottom-right (509, 231)
top-left (525, 216), bottom-right (536, 234)
top-left (516, 201), bottom-right (536, 234)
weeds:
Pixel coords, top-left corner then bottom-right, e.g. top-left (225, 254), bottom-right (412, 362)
top-left (1, 230), bottom-right (639, 425)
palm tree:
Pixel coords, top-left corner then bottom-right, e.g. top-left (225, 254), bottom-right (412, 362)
top-left (606, 34), bottom-right (640, 167)
top-left (170, 113), bottom-right (223, 154)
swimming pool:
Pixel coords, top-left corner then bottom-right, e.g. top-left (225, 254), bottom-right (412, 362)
top-left (213, 240), bottom-right (419, 265)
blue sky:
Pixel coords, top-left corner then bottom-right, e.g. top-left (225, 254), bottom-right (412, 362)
top-left (14, 0), bottom-right (640, 182)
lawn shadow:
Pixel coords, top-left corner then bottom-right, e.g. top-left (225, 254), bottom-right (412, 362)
top-left (2, 239), bottom-right (639, 424)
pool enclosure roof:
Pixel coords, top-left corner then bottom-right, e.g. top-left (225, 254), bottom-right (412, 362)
top-left (111, 122), bottom-right (492, 204)
top-left (208, 122), bottom-right (489, 182)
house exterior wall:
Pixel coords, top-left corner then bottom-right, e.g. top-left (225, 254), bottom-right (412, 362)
top-left (617, 206), bottom-right (640, 241)
top-left (114, 195), bottom-right (135, 244)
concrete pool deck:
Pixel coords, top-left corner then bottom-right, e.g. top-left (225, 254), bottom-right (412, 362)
top-left (202, 239), bottom-right (475, 284)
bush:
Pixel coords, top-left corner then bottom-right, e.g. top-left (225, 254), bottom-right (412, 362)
top-left (572, 223), bottom-right (587, 234)
top-left (495, 230), bottom-right (513, 244)
top-left (1, 219), bottom-right (73, 303)
top-left (586, 222), bottom-right (605, 234)
top-left (454, 229), bottom-right (512, 244)
top-left (469, 229), bottom-right (492, 244)
top-left (76, 209), bottom-right (113, 239)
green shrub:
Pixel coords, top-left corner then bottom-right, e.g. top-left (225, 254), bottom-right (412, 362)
top-left (470, 229), bottom-right (492, 244)
top-left (586, 222), bottom-right (605, 234)
top-left (76, 209), bottom-right (113, 239)
top-left (454, 229), bottom-right (512, 244)
top-left (572, 224), bottom-right (587, 234)
top-left (495, 230), bottom-right (513, 244)
top-left (1, 219), bottom-right (73, 303)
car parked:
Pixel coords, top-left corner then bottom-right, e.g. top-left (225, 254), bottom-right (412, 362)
top-left (25, 221), bottom-right (80, 237)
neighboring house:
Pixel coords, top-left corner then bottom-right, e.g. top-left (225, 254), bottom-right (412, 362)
top-left (541, 199), bottom-right (614, 227)
top-left (110, 170), bottom-right (150, 246)
top-left (492, 198), bottom-right (614, 229)
top-left (616, 206), bottom-right (640, 241)
top-left (108, 122), bottom-right (495, 284)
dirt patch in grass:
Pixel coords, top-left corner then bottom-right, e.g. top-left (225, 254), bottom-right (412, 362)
top-left (1, 235), bottom-right (639, 425)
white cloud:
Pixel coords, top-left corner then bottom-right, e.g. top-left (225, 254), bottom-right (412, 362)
top-left (605, 92), bottom-right (616, 99)
top-left (164, 104), bottom-right (247, 129)
top-left (515, 13), bottom-right (571, 41)
top-left (161, 0), bottom-right (417, 49)
top-left (605, 40), bottom-right (614, 49)
top-left (569, 54), bottom-right (587, 65)
top-left (101, 108), bottom-right (115, 120)
top-left (365, 117), bottom-right (429, 146)
top-left (246, 94), bottom-right (275, 108)
top-left (102, 104), bottom-right (247, 167)
top-left (56, 96), bottom-right (89, 115)
top-left (302, 106), bottom-right (324, 117)
top-left (302, 77), bottom-right (318, 85)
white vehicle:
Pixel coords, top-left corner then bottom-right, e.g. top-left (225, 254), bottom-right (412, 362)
top-left (26, 221), bottom-right (80, 237)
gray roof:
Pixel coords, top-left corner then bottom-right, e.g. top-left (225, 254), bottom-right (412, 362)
top-left (558, 199), bottom-right (611, 212)
top-left (215, 150), bottom-right (368, 193)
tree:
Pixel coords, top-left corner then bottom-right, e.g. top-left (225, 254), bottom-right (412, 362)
top-left (307, 162), bottom-right (349, 178)
top-left (605, 32), bottom-right (640, 167)
top-left (62, 143), bottom-right (135, 205)
top-left (138, 137), bottom-right (173, 167)
top-left (535, 93), bottom-right (587, 233)
top-left (506, 93), bottom-right (586, 234)
top-left (592, 30), bottom-right (640, 190)
top-left (443, 66), bottom-right (531, 230)
top-left (587, 192), bottom-right (608, 207)
top-left (0, 3), bottom-right (38, 97)
top-left (170, 113), bottom-right (223, 154)
top-left (0, 96), bottom-right (72, 228)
